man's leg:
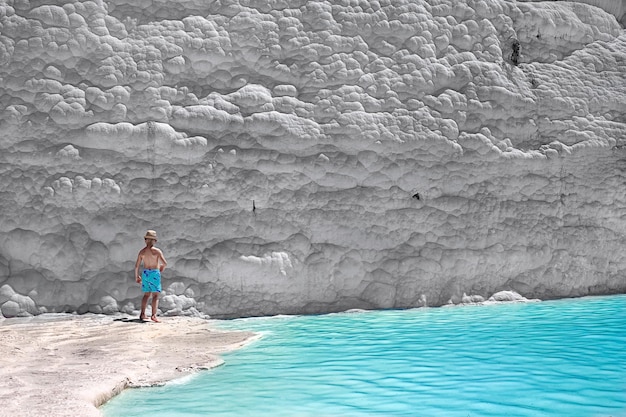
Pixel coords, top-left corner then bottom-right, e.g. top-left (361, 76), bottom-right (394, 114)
top-left (140, 293), bottom-right (150, 320)
top-left (150, 293), bottom-right (160, 322)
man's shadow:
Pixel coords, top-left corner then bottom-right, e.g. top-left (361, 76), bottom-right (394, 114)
top-left (114, 317), bottom-right (148, 324)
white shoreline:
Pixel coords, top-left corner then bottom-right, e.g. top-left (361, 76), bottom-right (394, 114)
top-left (0, 314), bottom-right (256, 417)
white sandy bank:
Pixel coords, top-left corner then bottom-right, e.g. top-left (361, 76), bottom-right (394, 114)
top-left (0, 314), bottom-right (256, 417)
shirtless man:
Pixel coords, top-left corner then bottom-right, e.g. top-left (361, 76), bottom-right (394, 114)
top-left (134, 230), bottom-right (168, 322)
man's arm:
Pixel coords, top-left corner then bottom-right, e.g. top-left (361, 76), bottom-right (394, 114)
top-left (134, 251), bottom-right (143, 283)
top-left (158, 249), bottom-right (168, 272)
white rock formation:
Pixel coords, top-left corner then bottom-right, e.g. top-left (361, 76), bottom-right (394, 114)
top-left (0, 0), bottom-right (625, 318)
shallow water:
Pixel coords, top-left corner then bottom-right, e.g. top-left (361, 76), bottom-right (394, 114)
top-left (102, 295), bottom-right (626, 417)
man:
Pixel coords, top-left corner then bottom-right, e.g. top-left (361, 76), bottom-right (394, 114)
top-left (134, 230), bottom-right (167, 322)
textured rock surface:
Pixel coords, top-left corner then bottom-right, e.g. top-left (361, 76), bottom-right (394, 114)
top-left (0, 0), bottom-right (625, 318)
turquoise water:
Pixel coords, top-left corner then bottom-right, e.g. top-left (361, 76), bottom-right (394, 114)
top-left (102, 295), bottom-right (626, 417)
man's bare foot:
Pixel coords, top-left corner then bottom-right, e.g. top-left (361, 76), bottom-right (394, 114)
top-left (151, 315), bottom-right (160, 323)
top-left (139, 314), bottom-right (148, 321)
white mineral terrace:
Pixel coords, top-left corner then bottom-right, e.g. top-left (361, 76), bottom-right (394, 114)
top-left (0, 314), bottom-right (256, 417)
top-left (0, 0), bottom-right (625, 319)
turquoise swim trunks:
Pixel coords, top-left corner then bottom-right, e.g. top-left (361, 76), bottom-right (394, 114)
top-left (141, 269), bottom-right (162, 293)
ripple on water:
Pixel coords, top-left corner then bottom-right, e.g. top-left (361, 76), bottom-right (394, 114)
top-left (102, 295), bottom-right (626, 417)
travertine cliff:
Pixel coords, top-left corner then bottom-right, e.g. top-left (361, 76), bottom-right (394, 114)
top-left (1, 0), bottom-right (625, 318)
